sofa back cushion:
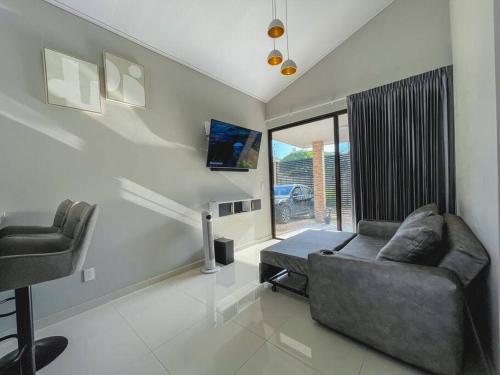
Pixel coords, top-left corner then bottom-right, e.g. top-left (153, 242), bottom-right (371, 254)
top-left (376, 215), bottom-right (444, 265)
top-left (438, 214), bottom-right (490, 287)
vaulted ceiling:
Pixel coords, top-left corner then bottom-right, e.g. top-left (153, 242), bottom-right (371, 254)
top-left (45, 0), bottom-right (394, 102)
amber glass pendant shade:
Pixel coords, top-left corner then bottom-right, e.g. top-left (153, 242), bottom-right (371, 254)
top-left (268, 19), bottom-right (285, 38)
top-left (281, 59), bottom-right (297, 75)
top-left (267, 49), bottom-right (283, 65)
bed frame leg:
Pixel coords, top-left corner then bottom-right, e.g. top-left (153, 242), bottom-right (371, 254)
top-left (259, 262), bottom-right (284, 283)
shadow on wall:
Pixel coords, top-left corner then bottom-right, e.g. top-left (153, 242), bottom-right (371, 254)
top-left (0, 89), bottom-right (263, 238)
top-left (0, 89), bottom-right (260, 232)
top-left (0, 92), bottom-right (85, 150)
top-left (218, 170), bottom-right (256, 198)
top-left (0, 54), bottom-right (195, 154)
top-left (116, 177), bottom-right (201, 229)
top-left (83, 105), bottom-right (197, 151)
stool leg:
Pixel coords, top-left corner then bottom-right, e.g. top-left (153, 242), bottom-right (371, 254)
top-left (15, 287), bottom-right (35, 375)
top-left (33, 336), bottom-right (68, 371)
top-left (0, 288), bottom-right (68, 374)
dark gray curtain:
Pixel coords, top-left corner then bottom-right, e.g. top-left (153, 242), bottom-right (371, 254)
top-left (348, 66), bottom-right (455, 222)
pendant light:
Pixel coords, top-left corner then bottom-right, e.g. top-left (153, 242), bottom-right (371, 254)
top-left (281, 59), bottom-right (297, 75)
top-left (267, 39), bottom-right (283, 66)
top-left (281, 0), bottom-right (297, 75)
top-left (267, 0), bottom-right (284, 38)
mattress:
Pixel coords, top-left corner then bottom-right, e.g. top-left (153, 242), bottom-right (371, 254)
top-left (260, 230), bottom-right (356, 276)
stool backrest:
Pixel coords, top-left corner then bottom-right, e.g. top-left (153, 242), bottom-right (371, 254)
top-left (72, 204), bottom-right (98, 272)
top-left (52, 199), bottom-right (73, 229)
top-left (62, 202), bottom-right (99, 273)
top-left (62, 202), bottom-right (89, 239)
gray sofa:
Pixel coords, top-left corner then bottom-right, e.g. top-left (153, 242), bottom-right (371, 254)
top-left (309, 213), bottom-right (489, 375)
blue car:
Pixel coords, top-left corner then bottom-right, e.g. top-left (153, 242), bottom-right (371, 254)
top-left (274, 184), bottom-right (315, 224)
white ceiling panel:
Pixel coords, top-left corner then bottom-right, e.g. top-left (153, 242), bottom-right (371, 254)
top-left (44, 0), bottom-right (394, 102)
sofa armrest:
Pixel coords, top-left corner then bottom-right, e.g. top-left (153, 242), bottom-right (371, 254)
top-left (357, 220), bottom-right (401, 238)
top-left (308, 253), bottom-right (464, 375)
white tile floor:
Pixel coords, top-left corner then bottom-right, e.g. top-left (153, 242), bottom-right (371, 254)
top-left (0, 240), bottom-right (480, 375)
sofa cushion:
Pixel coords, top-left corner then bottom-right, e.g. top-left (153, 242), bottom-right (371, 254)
top-left (376, 215), bottom-right (444, 265)
top-left (439, 214), bottom-right (490, 287)
top-left (400, 203), bottom-right (438, 228)
top-left (260, 230), bottom-right (355, 275)
top-left (337, 235), bottom-right (387, 260)
top-left (356, 220), bottom-right (401, 239)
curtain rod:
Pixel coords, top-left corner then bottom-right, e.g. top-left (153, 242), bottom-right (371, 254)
top-left (265, 97), bottom-right (347, 123)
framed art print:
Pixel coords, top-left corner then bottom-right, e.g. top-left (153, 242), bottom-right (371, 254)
top-left (104, 52), bottom-right (146, 107)
top-left (43, 48), bottom-right (101, 113)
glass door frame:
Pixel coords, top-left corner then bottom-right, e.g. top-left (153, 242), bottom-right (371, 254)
top-left (267, 109), bottom-right (349, 239)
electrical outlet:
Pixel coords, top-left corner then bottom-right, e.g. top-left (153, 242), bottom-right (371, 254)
top-left (83, 268), bottom-right (95, 282)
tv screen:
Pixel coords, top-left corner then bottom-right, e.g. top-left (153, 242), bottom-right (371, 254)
top-left (206, 120), bottom-right (262, 170)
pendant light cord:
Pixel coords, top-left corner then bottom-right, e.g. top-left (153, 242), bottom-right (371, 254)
top-left (271, 0), bottom-right (276, 50)
top-left (285, 0), bottom-right (289, 58)
top-left (272, 0), bottom-right (275, 49)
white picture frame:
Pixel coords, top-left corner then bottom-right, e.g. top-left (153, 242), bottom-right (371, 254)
top-left (103, 52), bottom-right (146, 108)
top-left (42, 48), bottom-right (102, 113)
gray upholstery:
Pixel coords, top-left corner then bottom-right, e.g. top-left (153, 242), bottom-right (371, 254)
top-left (308, 212), bottom-right (490, 375)
top-left (309, 253), bottom-right (464, 375)
top-left (439, 214), bottom-right (490, 287)
top-left (357, 220), bottom-right (400, 239)
top-left (0, 202), bottom-right (99, 292)
top-left (404, 202), bottom-right (438, 223)
top-left (62, 201), bottom-right (91, 239)
top-left (52, 199), bottom-right (74, 228)
top-left (377, 214), bottom-right (444, 265)
top-left (71, 203), bottom-right (99, 271)
top-left (0, 199), bottom-right (73, 238)
top-left (261, 250), bottom-right (309, 276)
top-left (0, 234), bottom-right (72, 256)
top-left (336, 235), bottom-right (387, 260)
top-left (260, 230), bottom-right (355, 275)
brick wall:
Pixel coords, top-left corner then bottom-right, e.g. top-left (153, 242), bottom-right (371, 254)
top-left (312, 141), bottom-right (325, 222)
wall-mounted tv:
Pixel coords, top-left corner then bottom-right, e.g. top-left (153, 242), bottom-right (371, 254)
top-left (206, 119), bottom-right (262, 170)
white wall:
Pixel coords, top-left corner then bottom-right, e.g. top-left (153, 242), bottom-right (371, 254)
top-left (450, 0), bottom-right (499, 372)
top-left (0, 0), bottom-right (271, 330)
top-left (266, 0), bottom-right (452, 128)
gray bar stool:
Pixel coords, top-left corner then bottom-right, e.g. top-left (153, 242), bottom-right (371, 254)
top-left (0, 201), bottom-right (98, 375)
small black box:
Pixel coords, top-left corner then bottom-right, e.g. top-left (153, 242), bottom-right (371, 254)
top-left (214, 238), bottom-right (234, 265)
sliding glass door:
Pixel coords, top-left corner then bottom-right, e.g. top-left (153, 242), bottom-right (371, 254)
top-left (269, 111), bottom-right (353, 239)
top-left (338, 113), bottom-right (353, 232)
